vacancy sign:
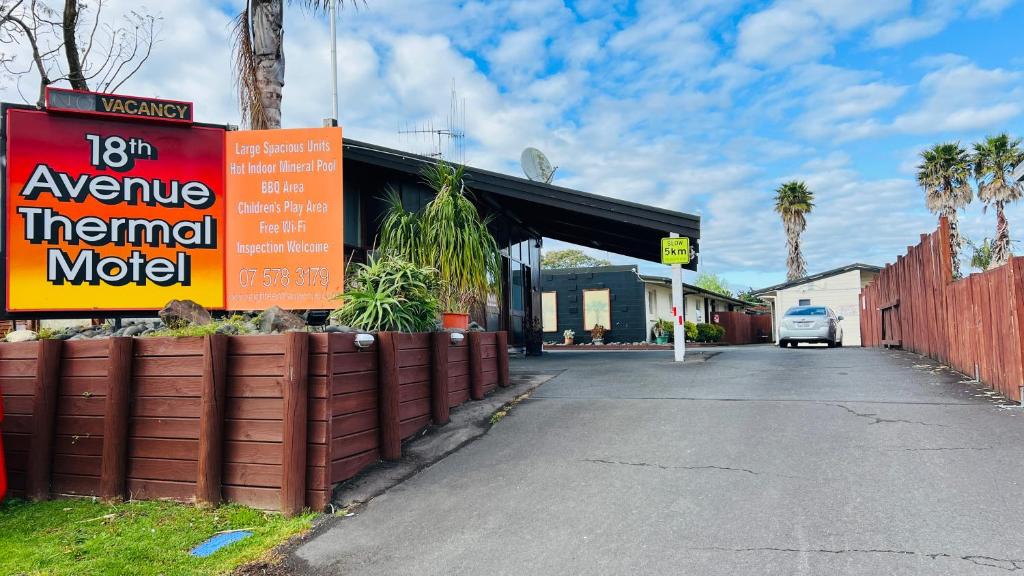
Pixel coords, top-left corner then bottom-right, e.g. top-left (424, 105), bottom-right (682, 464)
top-left (660, 237), bottom-right (691, 265)
top-left (4, 108), bottom-right (226, 312)
top-left (225, 127), bottom-right (344, 310)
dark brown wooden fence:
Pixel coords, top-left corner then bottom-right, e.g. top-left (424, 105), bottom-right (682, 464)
top-left (860, 218), bottom-right (1024, 402)
top-left (712, 312), bottom-right (774, 344)
top-left (0, 331), bottom-right (509, 514)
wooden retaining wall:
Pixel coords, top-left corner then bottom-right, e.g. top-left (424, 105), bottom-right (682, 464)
top-left (0, 331), bottom-right (509, 514)
top-left (860, 218), bottom-right (1024, 402)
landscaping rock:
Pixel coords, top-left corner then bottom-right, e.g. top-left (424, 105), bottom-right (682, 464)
top-left (215, 323), bottom-right (239, 335)
top-left (467, 322), bottom-right (485, 332)
top-left (5, 329), bottom-right (38, 343)
top-left (325, 324), bottom-right (358, 333)
top-left (160, 299), bottom-right (212, 328)
top-left (122, 325), bottom-right (147, 337)
top-left (258, 306), bottom-right (306, 333)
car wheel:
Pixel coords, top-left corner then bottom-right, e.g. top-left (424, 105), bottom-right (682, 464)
top-left (827, 340), bottom-right (836, 348)
top-left (789, 341), bottom-right (798, 348)
top-left (837, 339), bottom-right (843, 348)
top-left (778, 340), bottom-right (787, 348)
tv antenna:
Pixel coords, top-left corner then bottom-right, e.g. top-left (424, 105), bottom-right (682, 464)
top-left (520, 147), bottom-right (557, 183)
top-left (398, 81), bottom-right (466, 163)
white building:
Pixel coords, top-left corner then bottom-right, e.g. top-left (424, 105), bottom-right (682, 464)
top-left (638, 273), bottom-right (750, 335)
top-left (753, 263), bottom-right (881, 346)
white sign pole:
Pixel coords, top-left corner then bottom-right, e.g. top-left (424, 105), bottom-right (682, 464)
top-left (671, 232), bottom-right (686, 362)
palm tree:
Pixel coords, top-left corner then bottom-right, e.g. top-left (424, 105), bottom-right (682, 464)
top-left (233, 1), bottom-right (357, 129)
top-left (917, 143), bottom-right (972, 279)
top-left (774, 181), bottom-right (814, 281)
top-left (971, 134), bottom-right (1024, 269)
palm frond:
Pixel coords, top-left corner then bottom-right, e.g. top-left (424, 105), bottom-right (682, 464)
top-left (231, 5), bottom-right (270, 129)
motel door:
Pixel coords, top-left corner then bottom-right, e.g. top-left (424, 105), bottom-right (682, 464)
top-left (505, 258), bottom-right (532, 347)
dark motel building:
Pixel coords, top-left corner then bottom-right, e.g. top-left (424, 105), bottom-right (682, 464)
top-left (338, 141), bottom-right (701, 348)
top-left (541, 265), bottom-right (749, 344)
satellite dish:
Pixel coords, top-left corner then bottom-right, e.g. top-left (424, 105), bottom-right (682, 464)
top-left (521, 147), bottom-right (557, 184)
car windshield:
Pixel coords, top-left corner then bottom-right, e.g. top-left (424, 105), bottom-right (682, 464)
top-left (786, 307), bottom-right (828, 316)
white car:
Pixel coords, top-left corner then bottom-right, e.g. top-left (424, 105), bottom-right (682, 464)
top-left (778, 305), bottom-right (844, 348)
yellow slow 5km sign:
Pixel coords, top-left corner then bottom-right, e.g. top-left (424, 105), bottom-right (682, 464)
top-left (661, 237), bottom-right (691, 265)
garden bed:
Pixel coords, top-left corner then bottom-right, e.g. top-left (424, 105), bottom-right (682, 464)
top-left (0, 331), bottom-right (509, 514)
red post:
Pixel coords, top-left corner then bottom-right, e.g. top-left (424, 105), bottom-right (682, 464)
top-left (430, 332), bottom-right (451, 425)
top-left (496, 331), bottom-right (510, 388)
top-left (27, 339), bottom-right (62, 500)
top-left (468, 332), bottom-right (484, 401)
top-left (377, 332), bottom-right (402, 460)
top-left (196, 334), bottom-right (228, 506)
top-left (100, 337), bottom-right (133, 501)
top-left (280, 332), bottom-right (309, 516)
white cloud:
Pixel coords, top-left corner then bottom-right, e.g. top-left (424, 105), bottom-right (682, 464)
top-left (736, 6), bottom-right (832, 66)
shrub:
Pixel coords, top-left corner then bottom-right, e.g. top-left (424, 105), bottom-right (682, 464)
top-left (684, 321), bottom-right (698, 342)
top-left (695, 323), bottom-right (725, 342)
top-left (653, 318), bottom-right (674, 340)
top-left (331, 252), bottom-right (439, 332)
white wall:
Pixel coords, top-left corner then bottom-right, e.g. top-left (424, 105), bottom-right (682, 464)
top-left (773, 269), bottom-right (879, 346)
top-left (643, 283), bottom-right (735, 341)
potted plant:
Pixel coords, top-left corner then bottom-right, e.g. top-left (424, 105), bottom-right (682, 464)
top-left (591, 324), bottom-right (606, 345)
top-left (563, 329), bottom-right (575, 345)
top-left (653, 319), bottom-right (672, 344)
top-left (377, 162), bottom-right (502, 330)
top-left (331, 252), bottom-right (440, 332)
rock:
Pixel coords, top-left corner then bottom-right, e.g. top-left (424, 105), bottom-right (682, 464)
top-left (215, 323), bottom-right (239, 335)
top-left (258, 306), bottom-right (306, 333)
top-left (325, 324), bottom-right (358, 333)
top-left (5, 329), bottom-right (38, 343)
top-left (123, 325), bottom-right (147, 337)
top-left (159, 299), bottom-right (212, 328)
top-left (467, 322), bottom-right (485, 332)
top-left (68, 334), bottom-right (88, 341)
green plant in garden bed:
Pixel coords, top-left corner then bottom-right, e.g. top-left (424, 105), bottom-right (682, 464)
top-left (147, 314), bottom-right (253, 338)
top-left (695, 322), bottom-right (725, 342)
top-left (684, 320), bottom-right (698, 342)
top-left (377, 162), bottom-right (502, 314)
top-left (0, 498), bottom-right (314, 576)
top-left (331, 252), bottom-right (440, 332)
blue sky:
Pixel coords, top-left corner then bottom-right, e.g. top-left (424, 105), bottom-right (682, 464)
top-left (3, 0), bottom-right (1023, 291)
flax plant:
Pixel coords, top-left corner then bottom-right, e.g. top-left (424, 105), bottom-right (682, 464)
top-left (377, 162), bottom-right (502, 314)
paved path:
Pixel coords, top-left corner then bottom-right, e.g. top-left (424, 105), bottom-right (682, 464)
top-left (291, 346), bottom-right (1024, 575)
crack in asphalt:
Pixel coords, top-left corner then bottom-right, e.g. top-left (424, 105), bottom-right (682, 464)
top-left (883, 446), bottom-right (992, 452)
top-left (581, 458), bottom-right (760, 476)
top-left (828, 403), bottom-right (948, 427)
top-left (689, 546), bottom-right (1024, 571)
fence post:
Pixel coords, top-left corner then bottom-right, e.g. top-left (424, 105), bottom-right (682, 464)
top-left (377, 332), bottom-right (402, 460)
top-left (100, 337), bottom-right (133, 501)
top-left (196, 334), bottom-right (228, 507)
top-left (430, 332), bottom-right (450, 425)
top-left (468, 332), bottom-right (484, 401)
top-left (26, 339), bottom-right (63, 500)
top-left (280, 332), bottom-right (309, 516)
top-left (496, 331), bottom-right (510, 388)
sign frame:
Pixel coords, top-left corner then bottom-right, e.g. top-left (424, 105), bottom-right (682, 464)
top-left (661, 236), bottom-right (692, 265)
top-left (0, 102), bottom-right (229, 320)
top-left (45, 86), bottom-right (195, 125)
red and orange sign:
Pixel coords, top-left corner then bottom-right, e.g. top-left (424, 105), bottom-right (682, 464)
top-left (225, 127), bottom-right (344, 310)
top-left (4, 109), bottom-right (226, 312)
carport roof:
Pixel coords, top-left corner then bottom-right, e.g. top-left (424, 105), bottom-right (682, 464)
top-left (752, 263), bottom-right (882, 296)
top-left (344, 140), bottom-right (701, 268)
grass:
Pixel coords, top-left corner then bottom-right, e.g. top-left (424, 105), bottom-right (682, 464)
top-left (0, 498), bottom-right (316, 576)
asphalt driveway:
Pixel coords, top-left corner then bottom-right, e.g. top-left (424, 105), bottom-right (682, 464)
top-left (290, 345), bottom-right (1024, 575)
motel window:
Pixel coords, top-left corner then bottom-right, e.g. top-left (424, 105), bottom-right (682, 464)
top-left (648, 290), bottom-right (657, 314)
top-left (799, 298), bottom-right (811, 306)
top-left (344, 186), bottom-right (361, 246)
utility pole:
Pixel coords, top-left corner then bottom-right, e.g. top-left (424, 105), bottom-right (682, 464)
top-left (330, 0), bottom-right (339, 122)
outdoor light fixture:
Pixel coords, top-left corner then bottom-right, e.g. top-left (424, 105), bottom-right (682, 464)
top-left (354, 333), bottom-right (375, 349)
top-left (450, 332), bottom-right (465, 344)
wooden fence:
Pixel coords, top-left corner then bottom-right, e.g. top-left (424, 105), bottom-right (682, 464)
top-left (712, 312), bottom-right (774, 345)
top-left (0, 331), bottom-right (509, 514)
top-left (860, 218), bottom-right (1024, 402)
